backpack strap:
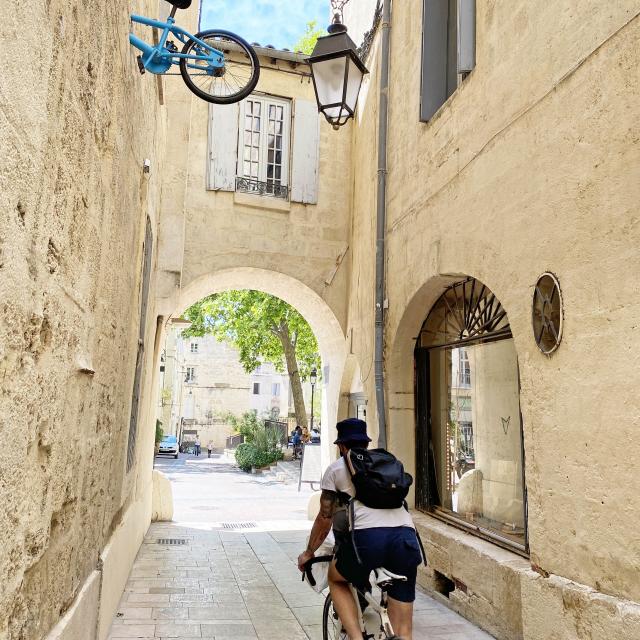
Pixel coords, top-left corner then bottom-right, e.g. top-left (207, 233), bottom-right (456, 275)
top-left (348, 499), bottom-right (364, 565)
top-left (403, 500), bottom-right (427, 567)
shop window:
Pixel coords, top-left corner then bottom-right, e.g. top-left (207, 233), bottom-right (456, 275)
top-left (415, 277), bottom-right (527, 552)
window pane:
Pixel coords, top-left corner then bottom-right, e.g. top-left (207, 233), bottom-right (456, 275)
top-left (277, 106), bottom-right (283, 119)
top-left (430, 339), bottom-right (525, 544)
top-left (269, 105), bottom-right (276, 118)
top-left (254, 102), bottom-right (261, 115)
top-left (267, 165), bottom-right (273, 178)
top-left (275, 151), bottom-right (281, 164)
top-left (245, 115), bottom-right (252, 129)
top-left (246, 101), bottom-right (253, 115)
top-left (243, 160), bottom-right (251, 176)
top-left (243, 147), bottom-right (251, 161)
top-left (268, 134), bottom-right (275, 148)
top-left (268, 150), bottom-right (274, 163)
top-left (269, 121), bottom-right (275, 134)
top-left (251, 148), bottom-right (259, 162)
top-left (252, 132), bottom-right (260, 147)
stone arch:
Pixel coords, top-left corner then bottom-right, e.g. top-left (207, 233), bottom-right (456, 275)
top-left (387, 272), bottom-right (522, 514)
top-left (170, 267), bottom-right (348, 469)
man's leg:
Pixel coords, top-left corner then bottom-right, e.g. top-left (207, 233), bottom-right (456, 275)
top-left (387, 597), bottom-right (414, 640)
top-left (328, 562), bottom-right (363, 640)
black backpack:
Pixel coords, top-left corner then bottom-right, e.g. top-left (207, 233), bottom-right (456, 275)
top-left (345, 448), bottom-right (413, 509)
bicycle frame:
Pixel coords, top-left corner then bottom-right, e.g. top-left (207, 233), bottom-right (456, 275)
top-left (129, 14), bottom-right (225, 75)
top-left (350, 583), bottom-right (394, 639)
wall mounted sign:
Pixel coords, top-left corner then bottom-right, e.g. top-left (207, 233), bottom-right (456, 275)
top-left (532, 272), bottom-right (563, 355)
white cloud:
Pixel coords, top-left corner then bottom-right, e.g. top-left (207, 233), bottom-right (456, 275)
top-left (201, 0), bottom-right (328, 49)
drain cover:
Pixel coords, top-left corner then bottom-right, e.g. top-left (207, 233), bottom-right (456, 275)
top-left (156, 538), bottom-right (189, 545)
top-left (221, 522), bottom-right (257, 530)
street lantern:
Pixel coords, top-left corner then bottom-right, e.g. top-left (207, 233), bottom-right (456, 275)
top-left (308, 13), bottom-right (369, 130)
top-left (309, 367), bottom-right (318, 431)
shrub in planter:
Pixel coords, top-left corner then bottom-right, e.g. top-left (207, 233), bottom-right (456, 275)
top-left (235, 434), bottom-right (284, 472)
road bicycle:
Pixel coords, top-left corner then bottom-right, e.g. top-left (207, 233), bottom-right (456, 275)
top-left (303, 557), bottom-right (406, 639)
top-left (129, 0), bottom-right (260, 104)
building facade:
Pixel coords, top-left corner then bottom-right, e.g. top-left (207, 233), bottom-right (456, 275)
top-left (159, 326), bottom-right (316, 449)
top-left (2, 1), bottom-right (640, 639)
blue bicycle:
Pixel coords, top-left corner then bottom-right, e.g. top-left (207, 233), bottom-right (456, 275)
top-left (129, 0), bottom-right (260, 104)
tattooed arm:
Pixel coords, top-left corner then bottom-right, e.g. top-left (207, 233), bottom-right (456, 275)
top-left (297, 489), bottom-right (337, 571)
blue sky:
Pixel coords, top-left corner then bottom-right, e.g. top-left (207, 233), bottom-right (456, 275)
top-left (200, 0), bottom-right (329, 50)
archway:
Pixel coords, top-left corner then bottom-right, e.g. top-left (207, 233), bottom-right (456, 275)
top-left (387, 274), bottom-right (527, 553)
top-left (170, 267), bottom-right (348, 470)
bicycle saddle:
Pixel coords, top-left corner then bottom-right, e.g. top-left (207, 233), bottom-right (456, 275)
top-left (167, 0), bottom-right (192, 9)
top-left (374, 568), bottom-right (407, 587)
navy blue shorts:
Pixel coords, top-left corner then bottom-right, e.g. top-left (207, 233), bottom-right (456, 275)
top-left (335, 527), bottom-right (422, 603)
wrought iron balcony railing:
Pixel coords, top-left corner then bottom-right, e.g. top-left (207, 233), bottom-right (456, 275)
top-left (236, 177), bottom-right (289, 200)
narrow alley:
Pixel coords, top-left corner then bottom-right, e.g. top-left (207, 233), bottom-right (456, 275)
top-left (108, 455), bottom-right (493, 639)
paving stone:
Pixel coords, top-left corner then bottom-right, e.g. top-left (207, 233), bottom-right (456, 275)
top-left (109, 458), bottom-right (495, 640)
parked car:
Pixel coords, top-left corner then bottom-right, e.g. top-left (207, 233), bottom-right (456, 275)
top-left (157, 435), bottom-right (179, 459)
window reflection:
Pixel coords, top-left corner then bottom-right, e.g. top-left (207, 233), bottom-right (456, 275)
top-left (431, 340), bottom-right (525, 544)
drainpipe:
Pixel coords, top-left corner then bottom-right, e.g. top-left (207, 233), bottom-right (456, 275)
top-left (375, 0), bottom-right (392, 449)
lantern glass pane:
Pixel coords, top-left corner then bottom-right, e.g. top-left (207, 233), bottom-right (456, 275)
top-left (345, 58), bottom-right (364, 112)
top-left (312, 56), bottom-right (348, 108)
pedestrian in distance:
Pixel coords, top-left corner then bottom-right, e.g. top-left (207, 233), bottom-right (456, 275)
top-left (194, 436), bottom-right (201, 457)
top-left (292, 427), bottom-right (302, 460)
top-left (207, 441), bottom-right (213, 458)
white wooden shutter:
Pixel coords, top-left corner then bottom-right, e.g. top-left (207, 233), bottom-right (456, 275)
top-left (207, 103), bottom-right (239, 191)
top-left (457, 0), bottom-right (476, 74)
top-left (290, 100), bottom-right (320, 204)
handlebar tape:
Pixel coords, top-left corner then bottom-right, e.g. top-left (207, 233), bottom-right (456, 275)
top-left (301, 555), bottom-right (334, 587)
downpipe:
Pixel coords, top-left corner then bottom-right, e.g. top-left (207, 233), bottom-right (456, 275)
top-left (375, 0), bottom-right (392, 449)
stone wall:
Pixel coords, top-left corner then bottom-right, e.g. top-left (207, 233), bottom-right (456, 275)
top-left (0, 0), bottom-right (167, 638)
top-left (346, 0), bottom-right (640, 638)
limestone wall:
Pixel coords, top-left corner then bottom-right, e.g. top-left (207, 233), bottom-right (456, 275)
top-left (0, 0), bottom-right (167, 638)
top-left (346, 0), bottom-right (640, 637)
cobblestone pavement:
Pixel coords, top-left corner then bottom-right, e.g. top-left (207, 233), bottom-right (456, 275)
top-left (109, 455), bottom-right (493, 639)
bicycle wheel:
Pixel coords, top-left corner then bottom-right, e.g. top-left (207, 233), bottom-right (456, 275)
top-left (322, 594), bottom-right (348, 640)
top-left (180, 29), bottom-right (260, 104)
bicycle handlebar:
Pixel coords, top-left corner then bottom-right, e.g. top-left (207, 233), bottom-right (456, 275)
top-left (301, 555), bottom-right (333, 587)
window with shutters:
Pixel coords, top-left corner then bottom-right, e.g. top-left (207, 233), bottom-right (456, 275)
top-left (186, 367), bottom-right (196, 383)
top-left (235, 95), bottom-right (291, 200)
top-left (208, 98), bottom-right (319, 204)
top-left (420, 0), bottom-right (476, 122)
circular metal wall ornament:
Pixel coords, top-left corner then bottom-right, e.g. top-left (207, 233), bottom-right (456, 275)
top-left (532, 272), bottom-right (563, 355)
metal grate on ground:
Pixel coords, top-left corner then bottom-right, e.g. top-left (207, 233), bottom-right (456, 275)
top-left (221, 522), bottom-right (257, 530)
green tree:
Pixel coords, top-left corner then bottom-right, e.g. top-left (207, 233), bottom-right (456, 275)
top-left (183, 291), bottom-right (320, 428)
top-left (293, 20), bottom-right (326, 55)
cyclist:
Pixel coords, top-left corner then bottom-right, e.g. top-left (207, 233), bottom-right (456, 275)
top-left (298, 418), bottom-right (422, 640)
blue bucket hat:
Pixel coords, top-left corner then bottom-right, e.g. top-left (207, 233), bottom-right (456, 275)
top-left (333, 418), bottom-right (372, 445)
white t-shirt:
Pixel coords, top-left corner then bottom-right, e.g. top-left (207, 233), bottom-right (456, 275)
top-left (321, 457), bottom-right (414, 530)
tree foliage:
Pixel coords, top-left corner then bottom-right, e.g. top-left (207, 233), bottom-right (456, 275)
top-left (183, 290), bottom-right (319, 379)
top-left (293, 20), bottom-right (326, 55)
top-left (182, 291), bottom-right (320, 427)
